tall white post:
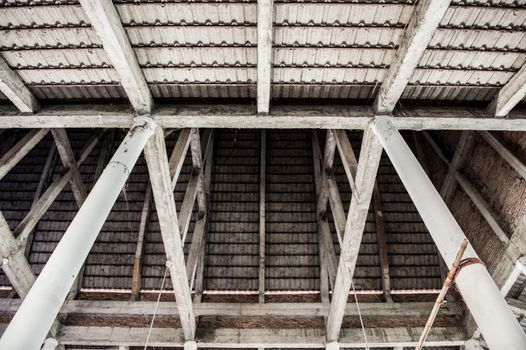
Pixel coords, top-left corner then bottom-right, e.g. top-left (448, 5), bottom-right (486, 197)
top-left (372, 116), bottom-right (526, 350)
top-left (0, 118), bottom-right (155, 350)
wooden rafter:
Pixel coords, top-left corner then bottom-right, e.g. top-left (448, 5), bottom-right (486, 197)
top-left (78, 0), bottom-right (152, 114)
top-left (488, 64), bottom-right (526, 118)
top-left (0, 129), bottom-right (49, 181)
top-left (374, 0), bottom-right (452, 113)
top-left (257, 0), bottom-right (274, 114)
top-left (326, 126), bottom-right (383, 343)
top-left (0, 55), bottom-right (39, 113)
top-left (51, 129), bottom-right (88, 208)
top-left (423, 131), bottom-right (510, 245)
top-left (1, 104), bottom-right (526, 130)
top-left (143, 125), bottom-right (196, 341)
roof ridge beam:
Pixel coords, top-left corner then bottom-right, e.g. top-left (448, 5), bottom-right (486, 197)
top-left (257, 0), bottom-right (274, 114)
top-left (0, 56), bottom-right (39, 113)
top-left (79, 0), bottom-right (153, 114)
top-left (373, 0), bottom-right (451, 114)
top-left (487, 63), bottom-right (526, 118)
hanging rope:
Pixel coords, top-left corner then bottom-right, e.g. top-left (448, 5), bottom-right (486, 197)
top-left (351, 279), bottom-right (369, 350)
top-left (144, 265), bottom-right (169, 350)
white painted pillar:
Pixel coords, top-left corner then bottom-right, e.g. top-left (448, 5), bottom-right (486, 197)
top-left (372, 116), bottom-right (526, 350)
top-left (0, 117), bottom-right (156, 350)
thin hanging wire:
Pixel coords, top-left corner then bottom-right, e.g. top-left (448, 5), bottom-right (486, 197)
top-left (144, 265), bottom-right (169, 350)
top-left (351, 279), bottom-right (369, 350)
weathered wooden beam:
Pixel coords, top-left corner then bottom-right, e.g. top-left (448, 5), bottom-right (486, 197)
top-left (437, 131), bottom-right (475, 204)
top-left (78, 0), bottom-right (152, 114)
top-left (0, 211), bottom-right (62, 338)
top-left (326, 126), bottom-right (383, 342)
top-left (479, 131), bottom-right (526, 180)
top-left (22, 143), bottom-right (57, 258)
top-left (179, 129), bottom-right (213, 242)
top-left (312, 132), bottom-right (331, 301)
top-left (488, 64), bottom-right (526, 118)
top-left (0, 56), bottom-right (39, 113)
top-left (130, 184), bottom-right (152, 301)
top-left (318, 130), bottom-right (337, 217)
top-left (54, 326), bottom-right (465, 348)
top-left (189, 129), bottom-right (206, 216)
top-left (423, 131), bottom-right (510, 245)
top-left (257, 0), bottom-right (273, 114)
top-left (0, 128), bottom-right (48, 181)
top-left (1, 104), bottom-right (526, 130)
top-left (373, 0), bottom-right (451, 113)
top-left (51, 129), bottom-right (88, 207)
top-left (373, 184), bottom-right (392, 302)
top-left (14, 132), bottom-right (102, 245)
top-left (0, 213), bottom-right (35, 299)
top-left (0, 298), bottom-right (462, 319)
top-left (312, 131), bottom-right (338, 292)
top-left (186, 130), bottom-right (214, 291)
top-left (193, 131), bottom-right (215, 303)
top-left (170, 129), bottom-right (192, 187)
top-left (143, 125), bottom-right (196, 341)
top-left (259, 130), bottom-right (266, 303)
top-left (333, 129), bottom-right (358, 194)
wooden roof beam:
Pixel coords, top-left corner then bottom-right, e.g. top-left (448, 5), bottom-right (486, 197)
top-left (326, 126), bottom-right (383, 343)
top-left (373, 0), bottom-right (451, 113)
top-left (488, 64), bottom-right (526, 118)
top-left (79, 0), bottom-right (152, 114)
top-left (0, 129), bottom-right (49, 181)
top-left (0, 56), bottom-right (39, 113)
top-left (143, 125), bottom-right (196, 341)
top-left (257, 0), bottom-right (273, 114)
top-left (1, 104), bottom-right (526, 130)
top-left (55, 325), bottom-right (465, 348)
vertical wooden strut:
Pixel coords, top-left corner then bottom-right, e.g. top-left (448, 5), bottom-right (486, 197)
top-left (259, 130), bottom-right (267, 303)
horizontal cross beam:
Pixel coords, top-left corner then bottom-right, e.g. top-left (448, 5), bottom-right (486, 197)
top-left (0, 104), bottom-right (525, 130)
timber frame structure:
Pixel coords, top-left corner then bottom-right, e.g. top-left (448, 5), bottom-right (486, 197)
top-left (1, 0), bottom-right (526, 349)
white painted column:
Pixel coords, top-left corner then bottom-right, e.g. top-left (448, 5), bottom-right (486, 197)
top-left (0, 117), bottom-right (156, 350)
top-left (372, 116), bottom-right (526, 350)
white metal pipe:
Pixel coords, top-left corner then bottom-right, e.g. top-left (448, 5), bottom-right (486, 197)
top-left (0, 117), bottom-right (155, 350)
top-left (372, 116), bottom-right (526, 350)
